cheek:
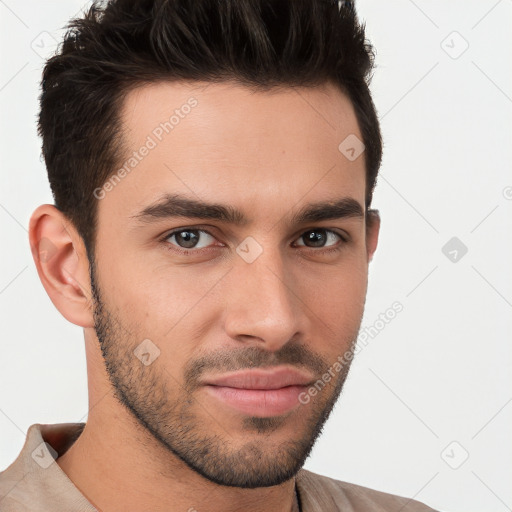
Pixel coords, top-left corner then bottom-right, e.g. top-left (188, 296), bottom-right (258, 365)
top-left (298, 254), bottom-right (368, 314)
top-left (104, 261), bottom-right (225, 360)
top-left (106, 252), bottom-right (212, 316)
top-left (296, 257), bottom-right (368, 353)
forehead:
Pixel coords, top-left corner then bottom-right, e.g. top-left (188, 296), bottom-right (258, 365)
top-left (121, 80), bottom-right (361, 149)
top-left (99, 80), bottom-right (366, 224)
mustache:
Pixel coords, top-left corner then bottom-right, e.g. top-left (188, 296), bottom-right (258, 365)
top-left (182, 342), bottom-right (329, 392)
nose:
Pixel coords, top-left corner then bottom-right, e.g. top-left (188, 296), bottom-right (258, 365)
top-left (222, 246), bottom-right (305, 352)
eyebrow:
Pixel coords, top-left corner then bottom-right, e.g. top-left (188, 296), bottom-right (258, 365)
top-left (130, 193), bottom-right (365, 226)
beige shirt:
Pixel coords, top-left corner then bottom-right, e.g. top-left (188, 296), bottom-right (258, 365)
top-left (0, 423), bottom-right (437, 511)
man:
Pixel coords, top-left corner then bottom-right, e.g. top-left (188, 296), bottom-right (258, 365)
top-left (0, 0), bottom-right (437, 510)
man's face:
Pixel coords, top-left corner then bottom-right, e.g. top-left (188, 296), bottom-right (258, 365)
top-left (90, 80), bottom-right (378, 488)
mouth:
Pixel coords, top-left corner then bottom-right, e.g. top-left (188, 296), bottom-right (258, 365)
top-left (201, 367), bottom-right (315, 417)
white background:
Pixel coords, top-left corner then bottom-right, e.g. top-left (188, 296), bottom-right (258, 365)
top-left (1, 1), bottom-right (511, 511)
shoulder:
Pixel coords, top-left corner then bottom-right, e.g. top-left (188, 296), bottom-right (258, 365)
top-left (296, 468), bottom-right (438, 511)
top-left (0, 423), bottom-right (93, 512)
top-left (0, 452), bottom-right (32, 512)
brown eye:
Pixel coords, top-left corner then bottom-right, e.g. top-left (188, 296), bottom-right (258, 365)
top-left (166, 229), bottom-right (215, 249)
top-left (295, 229), bottom-right (343, 248)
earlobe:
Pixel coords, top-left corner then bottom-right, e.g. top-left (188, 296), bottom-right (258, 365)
top-left (365, 209), bottom-right (380, 262)
top-left (28, 204), bottom-right (95, 328)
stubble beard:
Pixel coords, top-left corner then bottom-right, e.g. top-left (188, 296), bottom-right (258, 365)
top-left (89, 259), bottom-right (359, 488)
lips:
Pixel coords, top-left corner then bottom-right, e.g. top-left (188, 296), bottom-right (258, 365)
top-left (201, 367), bottom-right (316, 417)
top-left (201, 367), bottom-right (315, 390)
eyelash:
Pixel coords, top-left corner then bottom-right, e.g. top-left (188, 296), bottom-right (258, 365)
top-left (159, 227), bottom-right (349, 256)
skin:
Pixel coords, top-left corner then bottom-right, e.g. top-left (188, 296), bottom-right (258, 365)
top-left (29, 80), bottom-right (380, 512)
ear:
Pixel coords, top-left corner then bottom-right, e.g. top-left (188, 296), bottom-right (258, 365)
top-left (28, 204), bottom-right (95, 328)
top-left (365, 208), bottom-right (380, 262)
